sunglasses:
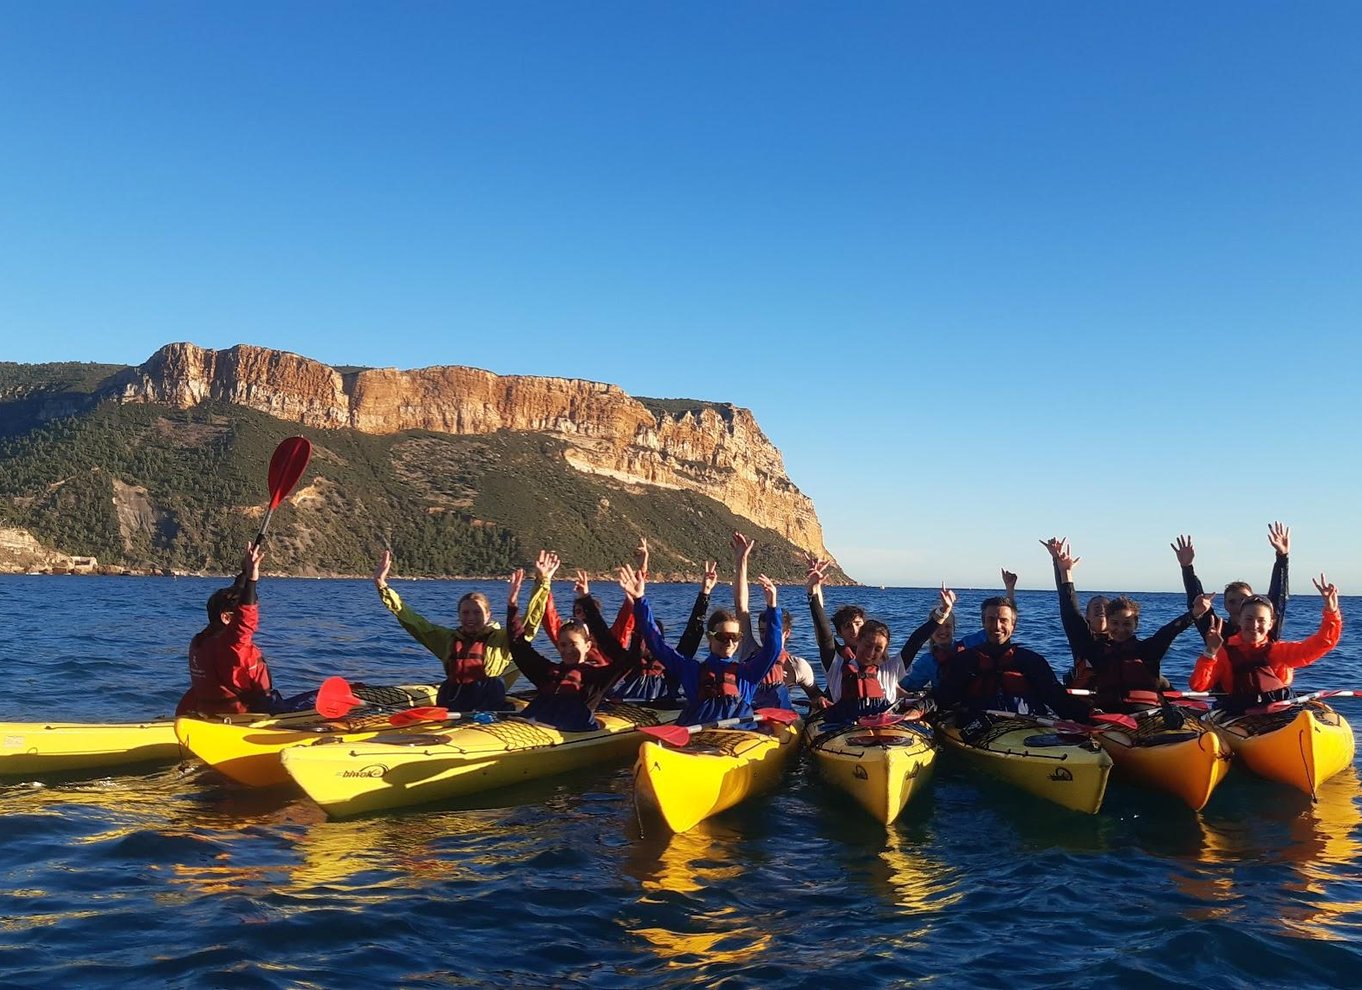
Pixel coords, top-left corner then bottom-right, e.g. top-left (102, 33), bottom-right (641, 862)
top-left (710, 632), bottom-right (742, 644)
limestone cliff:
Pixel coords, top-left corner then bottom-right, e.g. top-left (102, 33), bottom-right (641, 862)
top-left (110, 343), bottom-right (836, 564)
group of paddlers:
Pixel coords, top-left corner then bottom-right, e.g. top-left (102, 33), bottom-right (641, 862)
top-left (175, 521), bottom-right (1342, 734)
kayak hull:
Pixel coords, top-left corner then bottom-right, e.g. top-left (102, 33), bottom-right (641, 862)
top-left (175, 684), bottom-right (439, 787)
top-left (1096, 709), bottom-right (1232, 811)
top-left (0, 720), bottom-right (181, 776)
top-left (805, 717), bottom-right (937, 824)
top-left (936, 712), bottom-right (1112, 814)
top-left (282, 702), bottom-right (681, 818)
top-left (633, 718), bottom-right (802, 834)
top-left (1207, 702), bottom-right (1355, 799)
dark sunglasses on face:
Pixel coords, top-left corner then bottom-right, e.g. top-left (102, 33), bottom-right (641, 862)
top-left (710, 632), bottom-right (742, 644)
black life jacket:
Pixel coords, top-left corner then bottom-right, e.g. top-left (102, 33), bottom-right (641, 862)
top-left (1091, 642), bottom-right (1158, 699)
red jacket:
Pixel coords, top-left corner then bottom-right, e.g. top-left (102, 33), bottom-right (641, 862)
top-left (1189, 607), bottom-right (1341, 695)
top-left (176, 603), bottom-right (273, 715)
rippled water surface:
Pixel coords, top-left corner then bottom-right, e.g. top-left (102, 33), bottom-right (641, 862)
top-left (2, 576), bottom-right (1360, 988)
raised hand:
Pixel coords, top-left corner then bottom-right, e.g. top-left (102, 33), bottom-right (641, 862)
top-left (731, 531), bottom-right (755, 562)
top-left (756, 573), bottom-right (778, 608)
top-left (1054, 540), bottom-right (1080, 571)
top-left (1313, 573), bottom-right (1339, 613)
top-left (1191, 592), bottom-right (1215, 620)
top-left (1171, 535), bottom-right (1195, 567)
top-left (701, 559), bottom-right (719, 595)
top-left (373, 549), bottom-right (392, 588)
top-left (1039, 537), bottom-right (1065, 562)
top-left (634, 537), bottom-right (650, 576)
top-left (806, 557), bottom-right (829, 593)
top-left (1001, 568), bottom-right (1018, 591)
top-left (1268, 521), bottom-right (1291, 556)
top-left (535, 550), bottom-right (561, 583)
top-left (573, 569), bottom-right (590, 597)
top-left (938, 584), bottom-right (957, 618)
top-left (508, 568), bottom-right (525, 606)
top-left (618, 564), bottom-right (647, 601)
top-left (1203, 614), bottom-right (1224, 655)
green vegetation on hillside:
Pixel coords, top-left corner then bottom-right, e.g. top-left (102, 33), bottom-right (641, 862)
top-left (0, 394), bottom-right (845, 582)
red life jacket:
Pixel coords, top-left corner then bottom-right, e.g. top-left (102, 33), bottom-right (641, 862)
top-left (932, 642), bottom-right (963, 678)
top-left (965, 647), bottom-right (1030, 700)
top-left (698, 661), bottom-right (741, 701)
top-left (762, 650), bottom-right (790, 688)
top-left (446, 636), bottom-right (488, 684)
top-left (840, 657), bottom-right (885, 701)
top-left (1226, 641), bottom-right (1287, 696)
top-left (546, 664), bottom-right (586, 696)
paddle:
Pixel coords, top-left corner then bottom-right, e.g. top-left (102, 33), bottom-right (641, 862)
top-left (316, 676), bottom-right (366, 719)
top-left (982, 710), bottom-right (1138, 734)
top-left (639, 707), bottom-right (801, 747)
top-left (1066, 688), bottom-right (1212, 712)
top-left (253, 436), bottom-right (312, 548)
top-left (1249, 689), bottom-right (1362, 715)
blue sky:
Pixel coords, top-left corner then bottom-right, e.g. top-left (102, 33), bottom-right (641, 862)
top-left (2, 3), bottom-right (1360, 591)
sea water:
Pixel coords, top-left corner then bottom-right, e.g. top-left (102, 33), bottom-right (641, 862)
top-left (0, 576), bottom-right (1358, 988)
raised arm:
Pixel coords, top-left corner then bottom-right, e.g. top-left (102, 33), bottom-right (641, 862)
top-left (621, 566), bottom-right (697, 683)
top-left (900, 585), bottom-right (955, 664)
top-left (578, 594), bottom-right (632, 673)
top-left (1267, 521), bottom-right (1290, 640)
top-left (1142, 593), bottom-right (1213, 669)
top-left (738, 575), bottom-right (783, 685)
top-left (732, 531), bottom-right (756, 647)
top-left (676, 559), bottom-right (717, 659)
top-left (1172, 535), bottom-right (1214, 637)
top-left (1002, 568), bottom-right (1018, 607)
top-left (805, 557), bottom-right (838, 671)
top-left (1273, 575), bottom-right (1342, 670)
top-left (373, 549), bottom-right (456, 660)
top-left (1042, 537), bottom-right (1093, 661)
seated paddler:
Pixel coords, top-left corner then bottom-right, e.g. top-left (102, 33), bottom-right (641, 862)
top-left (372, 549), bottom-right (518, 711)
top-left (622, 562), bottom-right (781, 728)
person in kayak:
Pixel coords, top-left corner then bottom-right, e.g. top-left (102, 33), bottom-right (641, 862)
top-left (1172, 522), bottom-right (1290, 642)
top-left (804, 556), bottom-right (864, 670)
top-left (1191, 573), bottom-right (1341, 713)
top-left (1041, 538), bottom-right (1212, 712)
top-left (505, 552), bottom-right (636, 732)
top-left (620, 562), bottom-right (781, 727)
top-left (933, 597), bottom-right (1084, 719)
top-left (753, 608), bottom-right (828, 711)
top-left (899, 586), bottom-right (962, 693)
top-left (531, 540), bottom-right (644, 665)
top-left (822, 618), bottom-right (916, 723)
top-left (177, 545), bottom-right (276, 715)
top-left (372, 549), bottom-right (518, 711)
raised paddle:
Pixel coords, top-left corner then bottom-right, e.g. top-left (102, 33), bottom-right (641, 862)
top-left (253, 436), bottom-right (312, 548)
top-left (639, 707), bottom-right (800, 747)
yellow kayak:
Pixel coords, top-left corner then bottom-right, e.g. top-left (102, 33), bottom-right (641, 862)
top-left (0, 719), bottom-right (182, 777)
top-left (804, 713), bottom-right (937, 825)
top-left (281, 701), bottom-right (681, 818)
top-left (1094, 707), bottom-right (1232, 810)
top-left (1206, 700), bottom-right (1355, 799)
top-left (633, 717), bottom-right (803, 834)
top-left (175, 684), bottom-right (440, 787)
top-left (936, 711), bottom-right (1112, 814)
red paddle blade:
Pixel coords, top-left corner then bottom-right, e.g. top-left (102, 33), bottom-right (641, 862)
top-left (856, 713), bottom-right (902, 728)
top-left (1125, 690), bottom-right (1161, 706)
top-left (639, 724), bottom-right (693, 746)
top-left (754, 707), bottom-right (800, 725)
top-left (389, 706), bottom-right (449, 726)
top-left (1092, 713), bottom-right (1140, 731)
top-left (316, 676), bottom-right (364, 719)
top-left (1171, 698), bottom-right (1211, 711)
top-left (267, 436), bottom-right (312, 509)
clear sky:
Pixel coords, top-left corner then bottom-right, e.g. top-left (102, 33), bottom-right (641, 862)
top-left (2, 3), bottom-right (1359, 592)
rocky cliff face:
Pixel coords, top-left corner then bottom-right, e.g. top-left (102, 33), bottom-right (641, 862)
top-left (111, 343), bottom-right (836, 563)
